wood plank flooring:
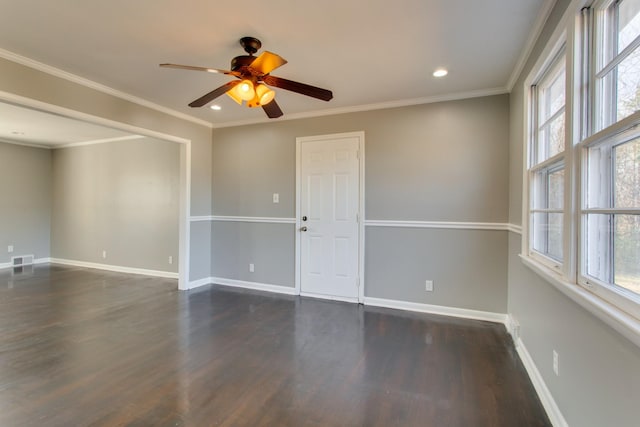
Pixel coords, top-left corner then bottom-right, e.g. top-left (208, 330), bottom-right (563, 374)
top-left (0, 264), bottom-right (550, 426)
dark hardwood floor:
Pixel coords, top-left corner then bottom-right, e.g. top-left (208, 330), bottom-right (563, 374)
top-left (0, 264), bottom-right (550, 426)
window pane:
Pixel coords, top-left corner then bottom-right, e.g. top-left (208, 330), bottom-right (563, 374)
top-left (614, 136), bottom-right (640, 208)
top-left (586, 145), bottom-right (609, 209)
top-left (614, 214), bottom-right (640, 295)
top-left (549, 114), bottom-right (565, 158)
top-left (617, 46), bottom-right (640, 121)
top-left (585, 214), bottom-right (612, 282)
top-left (540, 70), bottom-right (566, 122)
top-left (532, 166), bottom-right (564, 210)
top-left (618, 0), bottom-right (640, 54)
top-left (549, 168), bottom-right (565, 209)
top-left (532, 212), bottom-right (563, 261)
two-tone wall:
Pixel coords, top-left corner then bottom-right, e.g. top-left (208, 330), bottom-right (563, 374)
top-left (211, 95), bottom-right (510, 314)
top-left (508, 0), bottom-right (640, 425)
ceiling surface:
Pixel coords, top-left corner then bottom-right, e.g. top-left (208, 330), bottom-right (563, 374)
top-left (0, 0), bottom-right (548, 127)
top-left (0, 102), bottom-right (137, 148)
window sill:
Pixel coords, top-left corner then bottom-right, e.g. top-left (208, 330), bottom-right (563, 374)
top-left (519, 254), bottom-right (640, 348)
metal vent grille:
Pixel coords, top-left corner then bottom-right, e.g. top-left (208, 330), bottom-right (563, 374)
top-left (11, 255), bottom-right (34, 267)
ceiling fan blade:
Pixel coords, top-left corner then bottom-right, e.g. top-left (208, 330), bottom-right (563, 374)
top-left (262, 75), bottom-right (333, 101)
top-left (249, 51), bottom-right (288, 75)
top-left (189, 81), bottom-right (240, 107)
top-left (160, 63), bottom-right (238, 76)
top-left (262, 99), bottom-right (284, 118)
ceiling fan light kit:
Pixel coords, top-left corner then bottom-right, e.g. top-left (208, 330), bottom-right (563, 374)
top-left (160, 36), bottom-right (333, 119)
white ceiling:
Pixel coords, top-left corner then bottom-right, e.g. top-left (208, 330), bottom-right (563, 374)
top-left (0, 102), bottom-right (137, 148)
top-left (0, 0), bottom-right (549, 127)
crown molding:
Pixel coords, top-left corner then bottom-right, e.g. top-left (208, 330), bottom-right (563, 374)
top-left (507, 0), bottom-right (557, 90)
top-left (0, 137), bottom-right (50, 149)
top-left (211, 87), bottom-right (509, 129)
top-left (0, 48), bottom-right (213, 129)
top-left (57, 134), bottom-right (145, 149)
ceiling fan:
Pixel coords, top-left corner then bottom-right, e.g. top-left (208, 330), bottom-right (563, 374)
top-left (160, 37), bottom-right (333, 119)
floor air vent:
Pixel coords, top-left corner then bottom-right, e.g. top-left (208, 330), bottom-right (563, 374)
top-left (12, 255), bottom-right (34, 267)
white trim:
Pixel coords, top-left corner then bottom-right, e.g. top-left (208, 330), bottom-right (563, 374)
top-left (57, 135), bottom-right (145, 149)
top-left (364, 297), bottom-right (508, 324)
top-left (187, 276), bottom-right (212, 290)
top-left (0, 138), bottom-right (50, 149)
top-left (191, 215), bottom-right (296, 224)
top-left (178, 142), bottom-right (191, 290)
top-left (506, 315), bottom-right (569, 427)
top-left (295, 131), bottom-right (366, 303)
top-left (521, 255), bottom-right (640, 348)
top-left (507, 0), bottom-right (558, 90)
top-left (211, 277), bottom-right (297, 295)
top-left (508, 223), bottom-right (523, 234)
top-left (49, 258), bottom-right (179, 279)
top-left (0, 48), bottom-right (212, 129)
top-left (212, 88), bottom-right (508, 129)
top-left (365, 220), bottom-right (512, 231)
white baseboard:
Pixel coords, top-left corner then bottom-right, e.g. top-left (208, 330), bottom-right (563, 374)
top-left (210, 277), bottom-right (297, 295)
top-left (49, 258), bottom-right (179, 279)
top-left (506, 315), bottom-right (568, 427)
top-left (363, 297), bottom-right (508, 324)
top-left (188, 277), bottom-right (213, 290)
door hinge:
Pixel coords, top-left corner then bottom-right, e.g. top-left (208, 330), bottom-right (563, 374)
top-left (356, 150), bottom-right (359, 160)
top-left (356, 277), bottom-right (360, 288)
top-left (356, 213), bottom-right (359, 223)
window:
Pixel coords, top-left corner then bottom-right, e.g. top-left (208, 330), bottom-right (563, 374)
top-left (528, 51), bottom-right (567, 268)
top-left (581, 0), bottom-right (640, 317)
top-left (524, 0), bottom-right (640, 321)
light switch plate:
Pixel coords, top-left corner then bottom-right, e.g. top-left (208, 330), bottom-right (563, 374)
top-left (273, 193), bottom-right (279, 203)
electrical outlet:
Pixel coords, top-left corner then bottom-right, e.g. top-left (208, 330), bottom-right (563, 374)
top-left (7, 245), bottom-right (13, 253)
top-left (553, 350), bottom-right (559, 376)
top-left (425, 280), bottom-right (433, 292)
top-left (273, 193), bottom-right (279, 203)
top-left (102, 250), bottom-right (107, 259)
top-left (249, 263), bottom-right (255, 273)
top-left (168, 256), bottom-right (173, 265)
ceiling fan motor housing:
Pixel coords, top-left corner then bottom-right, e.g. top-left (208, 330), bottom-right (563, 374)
top-left (231, 55), bottom-right (256, 73)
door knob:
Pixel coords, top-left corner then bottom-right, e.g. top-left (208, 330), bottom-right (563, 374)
top-left (302, 216), bottom-right (308, 221)
top-left (300, 226), bottom-right (308, 232)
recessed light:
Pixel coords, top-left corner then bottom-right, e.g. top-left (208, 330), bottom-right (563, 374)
top-left (11, 131), bottom-right (25, 135)
top-left (210, 105), bottom-right (222, 111)
top-left (433, 68), bottom-right (448, 78)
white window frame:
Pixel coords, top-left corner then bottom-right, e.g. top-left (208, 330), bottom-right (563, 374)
top-left (525, 42), bottom-right (571, 275)
top-left (522, 0), bottom-right (640, 333)
top-left (577, 0), bottom-right (640, 319)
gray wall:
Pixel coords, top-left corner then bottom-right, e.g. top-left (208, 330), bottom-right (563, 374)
top-left (508, 0), bottom-right (640, 425)
top-left (0, 142), bottom-right (51, 264)
top-left (0, 56), bottom-right (213, 282)
top-left (212, 95), bottom-right (510, 312)
top-left (51, 138), bottom-right (179, 272)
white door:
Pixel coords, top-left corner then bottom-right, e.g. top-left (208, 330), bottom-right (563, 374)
top-left (298, 134), bottom-right (361, 301)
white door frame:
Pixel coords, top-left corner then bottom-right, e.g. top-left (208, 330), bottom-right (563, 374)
top-left (295, 131), bottom-right (365, 303)
top-left (0, 90), bottom-right (191, 290)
